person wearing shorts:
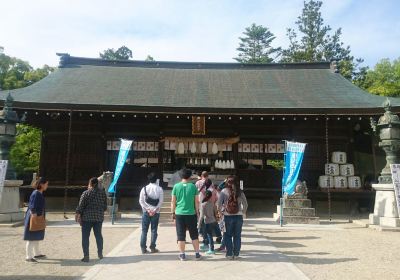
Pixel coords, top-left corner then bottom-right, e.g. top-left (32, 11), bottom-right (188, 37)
top-left (171, 169), bottom-right (201, 261)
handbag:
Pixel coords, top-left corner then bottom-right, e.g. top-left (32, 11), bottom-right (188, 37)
top-left (30, 214), bottom-right (46, 231)
top-left (144, 186), bottom-right (159, 207)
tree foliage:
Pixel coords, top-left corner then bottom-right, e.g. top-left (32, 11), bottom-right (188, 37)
top-left (280, 0), bottom-right (364, 80)
top-left (0, 49), bottom-right (51, 175)
top-left (357, 58), bottom-right (400, 97)
top-left (235, 23), bottom-right (280, 63)
top-left (0, 52), bottom-right (53, 90)
top-left (99, 46), bottom-right (133, 60)
top-left (10, 124), bottom-right (41, 174)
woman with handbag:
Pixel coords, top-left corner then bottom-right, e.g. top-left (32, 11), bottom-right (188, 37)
top-left (23, 177), bottom-right (49, 262)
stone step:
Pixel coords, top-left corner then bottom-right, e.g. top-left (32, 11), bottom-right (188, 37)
top-left (104, 213), bottom-right (122, 221)
top-left (159, 212), bottom-right (173, 220)
top-left (283, 199), bottom-right (311, 208)
top-left (278, 207), bottom-right (316, 217)
top-left (160, 206), bottom-right (171, 212)
top-left (283, 216), bottom-right (320, 224)
top-left (273, 213), bottom-right (320, 224)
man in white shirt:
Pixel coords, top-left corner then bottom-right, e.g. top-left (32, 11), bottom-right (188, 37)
top-left (139, 172), bottom-right (164, 254)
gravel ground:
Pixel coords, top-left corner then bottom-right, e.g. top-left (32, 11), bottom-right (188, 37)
top-left (2, 214), bottom-right (399, 280)
top-left (0, 213), bottom-right (137, 280)
top-left (254, 220), bottom-right (400, 280)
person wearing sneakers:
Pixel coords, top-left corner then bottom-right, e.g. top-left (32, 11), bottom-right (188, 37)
top-left (24, 177), bottom-right (49, 263)
top-left (197, 190), bottom-right (218, 255)
top-left (139, 172), bottom-right (163, 254)
top-left (76, 177), bottom-right (107, 262)
top-left (217, 175), bottom-right (248, 260)
top-left (171, 169), bottom-right (201, 261)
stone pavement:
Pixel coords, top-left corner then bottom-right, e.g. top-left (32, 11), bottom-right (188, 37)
top-left (80, 221), bottom-right (309, 280)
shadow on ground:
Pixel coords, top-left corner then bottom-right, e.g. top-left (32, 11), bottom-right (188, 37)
top-left (0, 277), bottom-right (82, 280)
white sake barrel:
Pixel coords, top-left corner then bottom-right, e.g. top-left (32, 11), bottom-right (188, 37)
top-left (348, 176), bottom-right (362, 189)
top-left (340, 164), bottom-right (355, 176)
top-left (319, 175), bottom-right (333, 188)
top-left (334, 176), bottom-right (348, 188)
top-left (325, 163), bottom-right (340, 176)
top-left (331, 151), bottom-right (347, 164)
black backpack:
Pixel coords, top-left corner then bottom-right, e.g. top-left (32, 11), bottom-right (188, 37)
top-left (144, 186), bottom-right (160, 207)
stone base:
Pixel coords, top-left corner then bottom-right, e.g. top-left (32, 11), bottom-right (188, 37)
top-left (274, 198), bottom-right (320, 224)
top-left (105, 204), bottom-right (121, 221)
top-left (104, 213), bottom-right (122, 221)
top-left (369, 183), bottom-right (400, 228)
top-left (0, 211), bottom-right (24, 223)
top-left (0, 180), bottom-right (24, 223)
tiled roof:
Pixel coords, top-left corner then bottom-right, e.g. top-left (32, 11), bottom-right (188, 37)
top-left (1, 55), bottom-right (398, 114)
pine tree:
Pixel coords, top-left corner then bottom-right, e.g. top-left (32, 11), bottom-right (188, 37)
top-left (281, 0), bottom-right (364, 80)
top-left (235, 23), bottom-right (280, 64)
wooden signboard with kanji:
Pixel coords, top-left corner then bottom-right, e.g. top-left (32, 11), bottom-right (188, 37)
top-left (192, 116), bottom-right (206, 135)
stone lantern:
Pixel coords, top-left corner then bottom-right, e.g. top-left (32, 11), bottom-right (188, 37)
top-left (369, 99), bottom-right (400, 228)
top-left (0, 92), bottom-right (19, 179)
top-left (0, 92), bottom-right (24, 223)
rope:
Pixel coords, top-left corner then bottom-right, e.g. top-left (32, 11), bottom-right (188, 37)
top-left (63, 110), bottom-right (73, 219)
top-left (325, 115), bottom-right (332, 222)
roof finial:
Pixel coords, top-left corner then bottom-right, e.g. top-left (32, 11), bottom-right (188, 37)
top-left (383, 98), bottom-right (391, 112)
top-left (330, 59), bottom-right (339, 73)
top-left (56, 53), bottom-right (70, 67)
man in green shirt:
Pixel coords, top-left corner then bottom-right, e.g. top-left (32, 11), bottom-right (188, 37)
top-left (171, 169), bottom-right (201, 261)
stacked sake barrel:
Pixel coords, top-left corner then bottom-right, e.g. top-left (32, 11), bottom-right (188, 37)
top-left (318, 151), bottom-right (362, 189)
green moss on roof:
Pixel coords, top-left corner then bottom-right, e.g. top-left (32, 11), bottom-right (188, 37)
top-left (1, 56), bottom-right (398, 114)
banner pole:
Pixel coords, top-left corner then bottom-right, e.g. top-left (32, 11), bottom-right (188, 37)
top-left (108, 138), bottom-right (133, 225)
top-left (280, 140), bottom-right (287, 227)
top-left (111, 189), bottom-right (117, 225)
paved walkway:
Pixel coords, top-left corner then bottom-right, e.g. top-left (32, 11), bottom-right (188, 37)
top-left (80, 221), bottom-right (309, 280)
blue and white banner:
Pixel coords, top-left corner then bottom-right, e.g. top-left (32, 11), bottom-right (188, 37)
top-left (108, 139), bottom-right (133, 193)
top-left (390, 164), bottom-right (400, 217)
top-left (282, 141), bottom-right (306, 195)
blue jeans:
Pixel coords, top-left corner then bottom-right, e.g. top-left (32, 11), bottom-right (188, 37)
top-left (224, 215), bottom-right (243, 257)
top-left (201, 221), bottom-right (222, 245)
top-left (82, 221), bottom-right (103, 257)
top-left (204, 222), bottom-right (217, 251)
top-left (140, 212), bottom-right (160, 250)
top-left (214, 222), bottom-right (222, 239)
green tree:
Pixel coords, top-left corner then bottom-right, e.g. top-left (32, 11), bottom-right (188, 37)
top-left (235, 23), bottom-right (281, 63)
top-left (0, 51), bottom-right (54, 90)
top-left (357, 58), bottom-right (400, 97)
top-left (0, 49), bottom-right (52, 176)
top-left (99, 45), bottom-right (133, 60)
top-left (281, 0), bottom-right (363, 80)
top-left (10, 124), bottom-right (42, 174)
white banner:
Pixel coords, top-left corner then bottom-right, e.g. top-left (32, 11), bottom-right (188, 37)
top-left (389, 164), bottom-right (400, 216)
top-left (0, 160), bottom-right (8, 205)
top-left (0, 160), bottom-right (8, 188)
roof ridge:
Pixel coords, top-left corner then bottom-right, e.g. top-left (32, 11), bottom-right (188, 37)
top-left (55, 53), bottom-right (331, 70)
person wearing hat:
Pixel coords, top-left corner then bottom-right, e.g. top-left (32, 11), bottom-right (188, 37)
top-left (197, 190), bottom-right (218, 255)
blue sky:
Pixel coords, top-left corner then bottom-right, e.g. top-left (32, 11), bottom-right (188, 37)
top-left (1, 0), bottom-right (399, 68)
